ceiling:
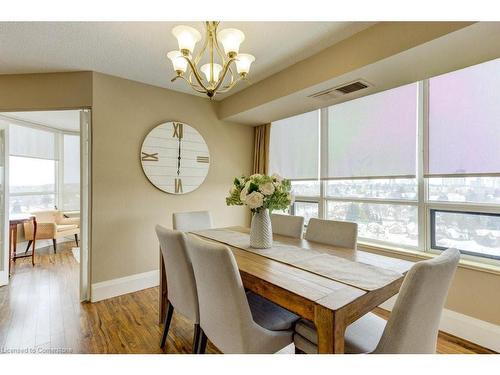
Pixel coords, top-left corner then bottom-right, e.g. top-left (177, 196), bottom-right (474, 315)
top-left (0, 110), bottom-right (81, 131)
top-left (0, 22), bottom-right (374, 100)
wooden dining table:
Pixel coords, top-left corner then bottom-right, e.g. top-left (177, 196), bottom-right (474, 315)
top-left (158, 226), bottom-right (414, 354)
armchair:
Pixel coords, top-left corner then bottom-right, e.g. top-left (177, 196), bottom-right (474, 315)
top-left (24, 210), bottom-right (80, 253)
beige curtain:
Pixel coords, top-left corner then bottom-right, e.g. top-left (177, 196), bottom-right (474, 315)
top-left (252, 123), bottom-right (271, 175)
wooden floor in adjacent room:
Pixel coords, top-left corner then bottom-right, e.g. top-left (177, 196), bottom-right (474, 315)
top-left (0, 241), bottom-right (495, 354)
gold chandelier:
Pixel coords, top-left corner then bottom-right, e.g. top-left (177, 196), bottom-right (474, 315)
top-left (167, 21), bottom-right (255, 98)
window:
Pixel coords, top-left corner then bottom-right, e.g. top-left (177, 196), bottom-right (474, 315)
top-left (327, 178), bottom-right (417, 201)
top-left (290, 201), bottom-right (318, 226)
top-left (426, 58), bottom-right (500, 261)
top-left (428, 177), bottom-right (500, 204)
top-left (327, 201), bottom-right (418, 247)
top-left (427, 58), bottom-right (500, 177)
top-left (291, 180), bottom-right (320, 197)
top-left (269, 110), bottom-right (319, 180)
top-left (324, 83), bottom-right (418, 180)
top-left (269, 58), bottom-right (500, 264)
top-left (8, 123), bottom-right (80, 214)
top-left (9, 156), bottom-right (56, 214)
top-left (430, 210), bottom-right (500, 260)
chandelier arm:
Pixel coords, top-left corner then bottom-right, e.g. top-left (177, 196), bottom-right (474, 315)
top-left (227, 64), bottom-right (235, 84)
top-left (212, 58), bottom-right (236, 93)
top-left (182, 56), bottom-right (209, 91)
top-left (217, 76), bottom-right (243, 93)
top-left (176, 75), bottom-right (207, 93)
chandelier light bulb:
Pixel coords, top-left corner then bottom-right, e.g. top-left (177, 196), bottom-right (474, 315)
top-left (235, 53), bottom-right (255, 75)
top-left (201, 63), bottom-right (223, 83)
top-left (167, 51), bottom-right (188, 74)
top-left (172, 25), bottom-right (202, 55)
top-left (217, 28), bottom-right (245, 57)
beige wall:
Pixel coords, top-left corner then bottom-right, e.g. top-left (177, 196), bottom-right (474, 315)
top-left (90, 73), bottom-right (253, 283)
top-left (0, 71), bottom-right (92, 112)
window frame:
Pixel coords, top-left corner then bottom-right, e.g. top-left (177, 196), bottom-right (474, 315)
top-left (429, 208), bottom-right (500, 261)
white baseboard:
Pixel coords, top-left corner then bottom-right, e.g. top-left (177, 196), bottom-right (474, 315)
top-left (379, 297), bottom-right (500, 352)
top-left (91, 269), bottom-right (159, 302)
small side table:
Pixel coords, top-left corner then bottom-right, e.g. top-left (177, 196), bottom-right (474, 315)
top-left (9, 214), bottom-right (37, 276)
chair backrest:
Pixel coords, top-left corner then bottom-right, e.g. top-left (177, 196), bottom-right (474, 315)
top-left (32, 210), bottom-right (60, 223)
top-left (304, 218), bottom-right (358, 249)
top-left (374, 248), bottom-right (460, 354)
top-left (186, 234), bottom-right (256, 353)
top-left (172, 210), bottom-right (213, 232)
top-left (155, 225), bottom-right (199, 323)
top-left (271, 214), bottom-right (304, 239)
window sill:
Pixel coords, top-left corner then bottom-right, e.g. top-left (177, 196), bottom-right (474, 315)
top-left (358, 241), bottom-right (500, 276)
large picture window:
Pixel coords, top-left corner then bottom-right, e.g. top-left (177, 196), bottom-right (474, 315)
top-left (270, 58), bottom-right (500, 264)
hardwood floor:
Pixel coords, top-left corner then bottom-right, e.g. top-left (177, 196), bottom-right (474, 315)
top-left (0, 241), bottom-right (495, 354)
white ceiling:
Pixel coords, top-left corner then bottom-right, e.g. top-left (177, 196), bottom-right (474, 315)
top-left (0, 110), bottom-right (81, 131)
top-left (0, 22), bottom-right (374, 100)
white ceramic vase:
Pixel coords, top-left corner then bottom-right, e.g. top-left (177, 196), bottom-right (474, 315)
top-left (250, 208), bottom-right (273, 249)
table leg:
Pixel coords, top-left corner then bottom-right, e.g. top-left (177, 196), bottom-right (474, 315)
top-left (314, 305), bottom-right (346, 354)
top-left (31, 218), bottom-right (37, 266)
top-left (8, 224), bottom-right (13, 277)
top-left (12, 224), bottom-right (17, 261)
top-left (159, 248), bottom-right (168, 324)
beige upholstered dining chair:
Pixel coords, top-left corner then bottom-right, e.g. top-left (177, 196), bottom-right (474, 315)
top-left (305, 218), bottom-right (358, 249)
top-left (271, 214), bottom-right (305, 239)
top-left (23, 210), bottom-right (80, 253)
top-left (293, 248), bottom-right (460, 354)
top-left (155, 225), bottom-right (201, 353)
top-left (173, 210), bottom-right (213, 232)
top-left (187, 234), bottom-right (298, 354)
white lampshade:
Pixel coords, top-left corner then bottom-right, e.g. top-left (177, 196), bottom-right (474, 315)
top-left (167, 51), bottom-right (188, 73)
top-left (201, 63), bottom-right (223, 83)
top-left (172, 25), bottom-right (202, 54)
top-left (235, 53), bottom-right (255, 75)
top-left (217, 28), bottom-right (245, 56)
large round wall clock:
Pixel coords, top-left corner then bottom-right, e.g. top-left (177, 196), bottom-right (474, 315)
top-left (140, 121), bottom-right (210, 194)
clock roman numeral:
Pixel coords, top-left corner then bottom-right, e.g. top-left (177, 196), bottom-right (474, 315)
top-left (196, 156), bottom-right (209, 163)
top-left (174, 178), bottom-right (183, 194)
top-left (141, 152), bottom-right (159, 161)
top-left (172, 122), bottom-right (183, 139)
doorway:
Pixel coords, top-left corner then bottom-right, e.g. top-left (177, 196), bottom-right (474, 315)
top-left (0, 110), bottom-right (91, 301)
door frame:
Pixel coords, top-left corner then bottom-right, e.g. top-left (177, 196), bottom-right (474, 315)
top-left (0, 121), bottom-right (9, 285)
top-left (0, 109), bottom-right (92, 302)
top-left (80, 109), bottom-right (91, 301)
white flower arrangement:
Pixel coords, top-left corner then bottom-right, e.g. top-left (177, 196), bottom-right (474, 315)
top-left (226, 173), bottom-right (294, 213)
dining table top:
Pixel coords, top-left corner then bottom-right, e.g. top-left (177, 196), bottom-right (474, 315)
top-left (9, 213), bottom-right (36, 224)
top-left (191, 226), bottom-right (414, 314)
